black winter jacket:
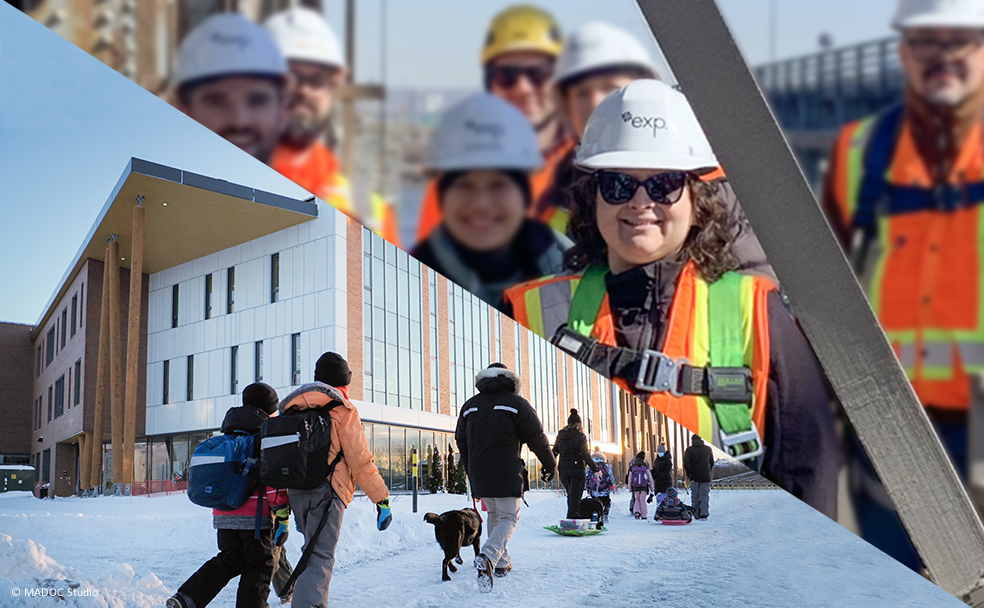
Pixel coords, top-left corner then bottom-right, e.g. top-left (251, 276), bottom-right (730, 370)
top-left (455, 368), bottom-right (557, 498)
top-left (652, 453), bottom-right (674, 493)
top-left (219, 405), bottom-right (268, 435)
top-left (683, 436), bottom-right (715, 483)
top-left (552, 427), bottom-right (600, 472)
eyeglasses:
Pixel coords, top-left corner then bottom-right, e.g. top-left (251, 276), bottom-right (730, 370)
top-left (486, 64), bottom-right (553, 89)
top-left (595, 171), bottom-right (688, 205)
top-left (904, 33), bottom-right (984, 60)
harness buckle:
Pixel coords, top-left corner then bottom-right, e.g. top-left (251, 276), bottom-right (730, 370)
top-left (719, 424), bottom-right (765, 463)
top-left (706, 368), bottom-right (753, 404)
top-left (635, 350), bottom-right (689, 397)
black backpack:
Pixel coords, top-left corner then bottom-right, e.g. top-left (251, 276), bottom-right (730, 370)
top-left (259, 401), bottom-right (343, 490)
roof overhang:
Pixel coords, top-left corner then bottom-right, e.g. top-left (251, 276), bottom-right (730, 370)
top-left (31, 158), bottom-right (317, 340)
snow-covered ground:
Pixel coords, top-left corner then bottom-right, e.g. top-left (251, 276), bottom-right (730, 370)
top-left (0, 488), bottom-right (963, 607)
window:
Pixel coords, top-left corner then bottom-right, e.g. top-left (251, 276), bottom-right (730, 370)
top-left (70, 294), bottom-right (77, 337)
top-left (428, 269), bottom-right (439, 413)
top-left (291, 334), bottom-right (301, 386)
top-left (187, 355), bottom-right (194, 401)
top-left (46, 328), bottom-right (55, 366)
top-left (204, 274), bottom-right (213, 320)
top-left (254, 341), bottom-right (263, 382)
top-left (227, 267), bottom-right (236, 314)
top-left (171, 284), bottom-right (179, 328)
top-left (230, 346), bottom-right (239, 395)
top-left (35, 398), bottom-right (41, 431)
top-left (74, 359), bottom-right (81, 406)
top-left (60, 308), bottom-right (67, 347)
top-left (54, 376), bottom-right (65, 418)
top-left (271, 253), bottom-right (280, 303)
top-left (79, 283), bottom-right (84, 329)
top-left (47, 386), bottom-right (52, 422)
top-left (36, 346), bottom-right (41, 378)
top-left (163, 360), bottom-right (170, 405)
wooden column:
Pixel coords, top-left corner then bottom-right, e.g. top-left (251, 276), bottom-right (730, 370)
top-left (78, 433), bottom-right (89, 491)
top-left (90, 247), bottom-right (113, 492)
top-left (123, 204), bottom-right (145, 487)
top-left (108, 239), bottom-right (123, 490)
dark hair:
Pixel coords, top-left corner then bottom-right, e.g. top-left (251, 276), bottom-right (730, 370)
top-left (557, 64), bottom-right (656, 95)
top-left (564, 171), bottom-right (738, 283)
top-left (178, 73), bottom-right (286, 107)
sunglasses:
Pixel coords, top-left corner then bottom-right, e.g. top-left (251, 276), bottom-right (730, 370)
top-left (595, 171), bottom-right (689, 205)
top-left (486, 64), bottom-right (553, 89)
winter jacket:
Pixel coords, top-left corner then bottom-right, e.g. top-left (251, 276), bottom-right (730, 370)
top-left (278, 382), bottom-right (389, 507)
top-left (552, 427), bottom-right (600, 472)
top-left (627, 457), bottom-right (654, 493)
top-left (585, 461), bottom-right (615, 497)
top-left (656, 495), bottom-right (693, 522)
top-left (652, 453), bottom-right (674, 494)
top-left (683, 436), bottom-right (715, 483)
top-left (455, 367), bottom-right (557, 497)
top-left (211, 405), bottom-right (289, 530)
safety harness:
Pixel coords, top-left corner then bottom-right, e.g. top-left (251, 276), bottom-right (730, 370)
top-left (549, 266), bottom-right (763, 463)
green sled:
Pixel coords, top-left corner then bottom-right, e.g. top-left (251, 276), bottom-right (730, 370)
top-left (544, 525), bottom-right (604, 537)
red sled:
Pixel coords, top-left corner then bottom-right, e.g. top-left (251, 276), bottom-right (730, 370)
top-left (658, 519), bottom-right (692, 525)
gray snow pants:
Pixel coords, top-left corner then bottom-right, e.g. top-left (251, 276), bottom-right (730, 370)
top-left (480, 497), bottom-right (521, 570)
top-left (289, 481), bottom-right (345, 608)
top-left (692, 481), bottom-right (711, 518)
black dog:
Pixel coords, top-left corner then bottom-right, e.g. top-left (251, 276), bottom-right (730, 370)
top-left (423, 508), bottom-right (483, 581)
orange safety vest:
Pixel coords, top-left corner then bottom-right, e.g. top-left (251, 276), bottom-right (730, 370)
top-left (272, 142), bottom-right (401, 248)
top-left (503, 262), bottom-right (773, 445)
top-left (414, 136), bottom-right (577, 244)
top-left (832, 105), bottom-right (984, 411)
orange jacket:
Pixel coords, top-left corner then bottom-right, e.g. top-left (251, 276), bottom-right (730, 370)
top-left (279, 384), bottom-right (389, 507)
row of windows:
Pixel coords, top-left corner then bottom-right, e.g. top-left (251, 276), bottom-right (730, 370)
top-left (37, 284), bottom-right (83, 378)
top-left (170, 255), bottom-right (282, 329)
top-left (34, 359), bottom-right (82, 431)
top-left (447, 280), bottom-right (492, 416)
top-left (161, 335), bottom-right (293, 404)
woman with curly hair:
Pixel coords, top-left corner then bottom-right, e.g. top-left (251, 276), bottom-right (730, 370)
top-left (502, 80), bottom-right (838, 516)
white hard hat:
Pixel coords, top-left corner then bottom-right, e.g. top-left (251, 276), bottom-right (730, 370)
top-left (893, 0), bottom-right (984, 29)
top-left (264, 7), bottom-right (346, 70)
top-left (425, 93), bottom-right (544, 173)
top-left (555, 22), bottom-right (659, 86)
top-left (575, 79), bottom-right (718, 172)
top-left (174, 12), bottom-right (287, 89)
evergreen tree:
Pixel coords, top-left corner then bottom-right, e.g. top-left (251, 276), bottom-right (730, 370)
top-left (428, 446), bottom-right (443, 493)
top-left (451, 452), bottom-right (468, 494)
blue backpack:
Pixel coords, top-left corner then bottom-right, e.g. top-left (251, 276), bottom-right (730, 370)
top-left (187, 432), bottom-right (260, 511)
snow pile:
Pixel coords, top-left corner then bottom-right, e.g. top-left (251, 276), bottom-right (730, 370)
top-left (0, 534), bottom-right (170, 607)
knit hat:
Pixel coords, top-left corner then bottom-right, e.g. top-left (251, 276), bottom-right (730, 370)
top-left (635, 451), bottom-right (646, 460)
top-left (567, 408), bottom-right (582, 425)
top-left (314, 352), bottom-right (352, 387)
top-left (242, 382), bottom-right (279, 415)
top-left (488, 362), bottom-right (508, 369)
top-left (666, 486), bottom-right (678, 497)
top-left (657, 443), bottom-right (666, 454)
top-left (437, 169), bottom-right (533, 208)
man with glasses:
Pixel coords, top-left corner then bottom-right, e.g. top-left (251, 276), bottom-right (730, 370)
top-left (414, 4), bottom-right (574, 244)
top-left (821, 0), bottom-right (984, 573)
top-left (265, 7), bottom-right (401, 247)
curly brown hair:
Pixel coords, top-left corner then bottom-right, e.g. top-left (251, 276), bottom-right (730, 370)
top-left (564, 172), bottom-right (738, 283)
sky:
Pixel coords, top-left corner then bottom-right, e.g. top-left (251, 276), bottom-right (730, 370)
top-left (0, 0), bottom-right (900, 325)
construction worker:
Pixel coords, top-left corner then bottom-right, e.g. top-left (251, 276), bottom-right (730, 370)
top-left (264, 7), bottom-right (400, 247)
top-left (536, 21), bottom-right (660, 233)
top-left (503, 80), bottom-right (838, 517)
top-left (414, 4), bottom-right (573, 245)
top-left (410, 93), bottom-right (571, 310)
top-left (172, 13), bottom-right (290, 166)
top-left (820, 0), bottom-right (984, 572)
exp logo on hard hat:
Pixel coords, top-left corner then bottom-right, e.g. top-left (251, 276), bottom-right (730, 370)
top-left (210, 32), bottom-right (252, 51)
top-left (464, 119), bottom-right (506, 140)
top-left (621, 111), bottom-right (668, 137)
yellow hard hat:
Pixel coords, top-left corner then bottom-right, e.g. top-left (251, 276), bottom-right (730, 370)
top-left (482, 5), bottom-right (563, 65)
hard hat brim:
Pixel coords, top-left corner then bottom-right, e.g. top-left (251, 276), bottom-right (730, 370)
top-left (425, 160), bottom-right (544, 173)
top-left (893, 15), bottom-right (984, 29)
top-left (574, 150), bottom-right (719, 173)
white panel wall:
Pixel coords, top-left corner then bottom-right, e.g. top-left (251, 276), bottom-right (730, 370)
top-left (145, 204), bottom-right (347, 436)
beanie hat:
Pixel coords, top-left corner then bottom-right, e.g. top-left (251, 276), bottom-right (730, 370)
top-left (315, 352), bottom-right (352, 387)
top-left (666, 486), bottom-right (678, 497)
top-left (635, 451), bottom-right (646, 460)
top-left (657, 443), bottom-right (666, 454)
top-left (488, 362), bottom-right (508, 369)
top-left (437, 170), bottom-right (533, 208)
top-left (567, 408), bottom-right (582, 425)
top-left (242, 382), bottom-right (279, 415)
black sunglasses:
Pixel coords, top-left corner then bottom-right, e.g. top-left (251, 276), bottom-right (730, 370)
top-left (595, 170), bottom-right (689, 205)
top-left (486, 64), bottom-right (553, 89)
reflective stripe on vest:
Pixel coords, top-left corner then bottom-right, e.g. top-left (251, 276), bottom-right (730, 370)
top-left (504, 262), bottom-right (773, 444)
top-left (842, 107), bottom-right (984, 410)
